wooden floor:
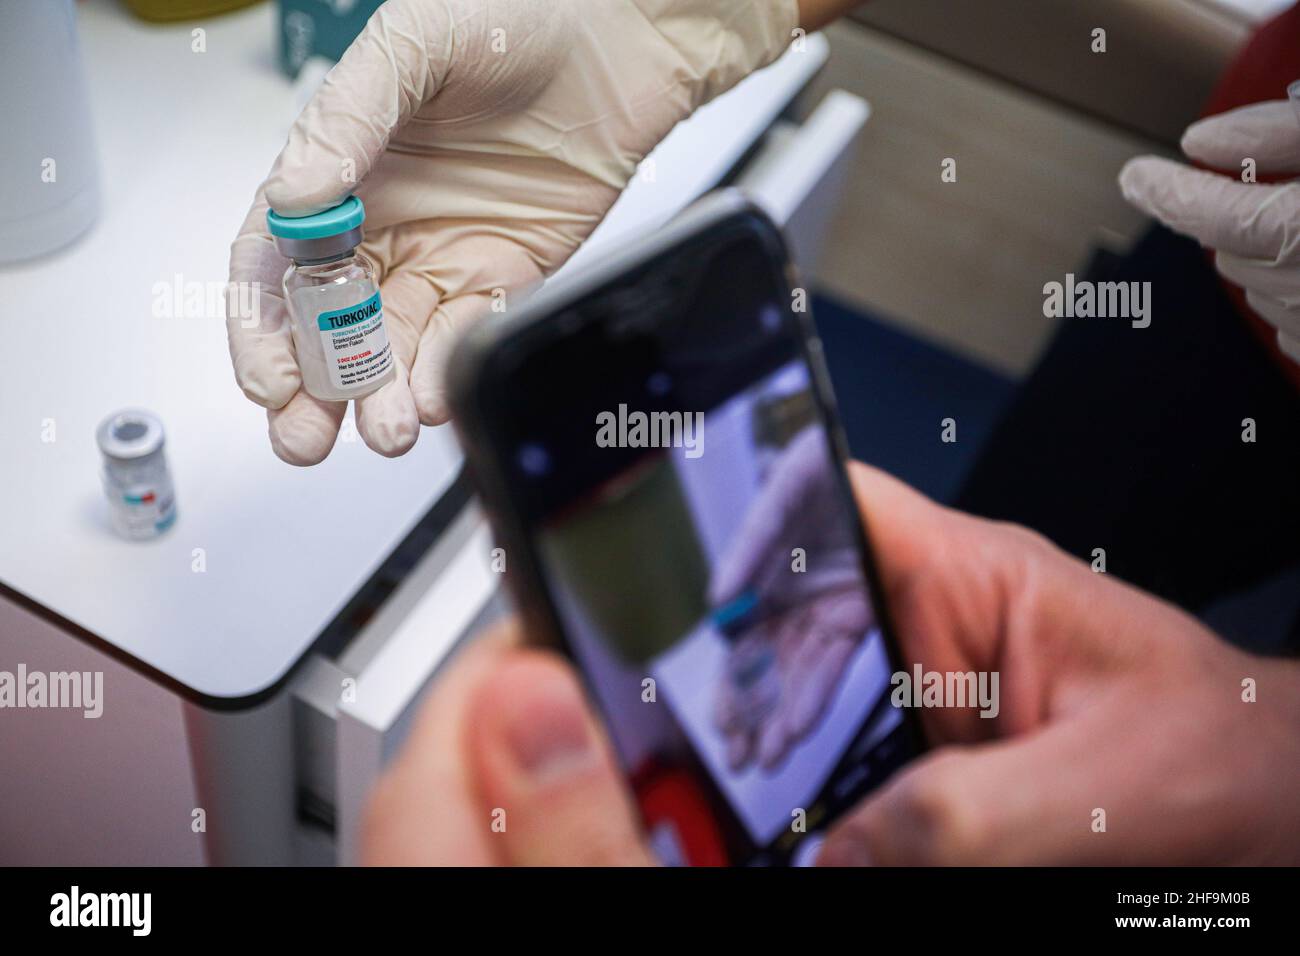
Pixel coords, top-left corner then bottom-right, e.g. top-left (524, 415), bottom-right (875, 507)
top-left (800, 23), bottom-right (1171, 377)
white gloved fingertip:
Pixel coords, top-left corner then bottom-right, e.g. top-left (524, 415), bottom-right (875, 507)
top-left (1179, 118), bottom-right (1217, 163)
top-left (267, 399), bottom-right (345, 466)
top-left (264, 173), bottom-right (349, 220)
top-left (414, 390), bottom-right (453, 428)
top-left (236, 364), bottom-right (301, 411)
top-left (355, 372), bottom-right (423, 457)
top-left (1117, 156), bottom-right (1166, 207)
top-left (270, 430), bottom-right (337, 467)
top-left (1177, 100), bottom-right (1300, 173)
top-left (358, 410), bottom-right (421, 458)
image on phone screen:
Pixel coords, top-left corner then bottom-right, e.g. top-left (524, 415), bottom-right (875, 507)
top-left (489, 233), bottom-right (922, 865)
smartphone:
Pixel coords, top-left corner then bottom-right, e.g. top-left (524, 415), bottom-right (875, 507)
top-left (449, 192), bottom-right (924, 866)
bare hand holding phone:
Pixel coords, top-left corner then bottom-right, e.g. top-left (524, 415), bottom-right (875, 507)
top-left (362, 463), bottom-right (1300, 866)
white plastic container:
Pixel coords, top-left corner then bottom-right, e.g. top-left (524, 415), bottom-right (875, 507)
top-left (0, 0), bottom-right (101, 263)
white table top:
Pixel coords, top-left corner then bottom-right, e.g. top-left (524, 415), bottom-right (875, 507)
top-left (0, 1), bottom-right (826, 703)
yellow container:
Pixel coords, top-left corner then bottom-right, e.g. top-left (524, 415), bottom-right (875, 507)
top-left (123, 0), bottom-right (263, 22)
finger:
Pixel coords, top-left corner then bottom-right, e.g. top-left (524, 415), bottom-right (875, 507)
top-left (410, 293), bottom-right (491, 426)
top-left (787, 631), bottom-right (858, 741)
top-left (353, 358), bottom-right (420, 457)
top-left (407, 231), bottom-right (545, 426)
top-left (843, 462), bottom-right (964, 611)
top-left (708, 482), bottom-right (788, 606)
top-left (1214, 252), bottom-right (1300, 339)
top-left (757, 708), bottom-right (789, 770)
top-left (1244, 288), bottom-right (1300, 340)
top-left (1279, 330), bottom-right (1300, 364)
top-left (264, 0), bottom-right (452, 216)
top-left (1246, 286), bottom-right (1300, 341)
top-left (821, 676), bottom-right (1267, 867)
top-left (844, 462), bottom-right (1206, 742)
top-left (760, 608), bottom-right (858, 766)
top-left (266, 389), bottom-right (347, 466)
top-left (464, 649), bottom-right (654, 866)
top-left (1119, 157), bottom-right (1300, 261)
top-left (846, 464), bottom-right (1013, 710)
top-left (226, 194), bottom-right (301, 410)
top-left (1215, 250), bottom-right (1300, 304)
top-left (352, 268), bottom-right (435, 456)
top-left (370, 260), bottom-right (431, 369)
top-left (1181, 100), bottom-right (1300, 176)
top-left (361, 621), bottom-right (519, 865)
top-left (709, 426), bottom-right (829, 605)
top-left (713, 666), bottom-right (754, 758)
top-left (726, 728), bottom-right (755, 772)
top-left (757, 611), bottom-right (807, 770)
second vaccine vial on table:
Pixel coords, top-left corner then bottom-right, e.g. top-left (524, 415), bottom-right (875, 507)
top-left (267, 196), bottom-right (395, 401)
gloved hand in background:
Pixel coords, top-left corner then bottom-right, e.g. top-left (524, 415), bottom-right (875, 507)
top-left (708, 425), bottom-right (873, 772)
top-left (226, 0), bottom-right (799, 464)
top-left (1120, 94), bottom-right (1300, 364)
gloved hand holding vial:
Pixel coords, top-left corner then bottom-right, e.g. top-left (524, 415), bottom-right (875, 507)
top-left (709, 425), bottom-right (873, 772)
top-left (224, 0), bottom-right (802, 464)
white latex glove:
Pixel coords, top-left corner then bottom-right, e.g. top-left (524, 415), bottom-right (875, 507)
top-left (1119, 97), bottom-right (1300, 364)
top-left (709, 424), bottom-right (873, 772)
top-left (714, 589), bottom-right (869, 772)
top-left (226, 0), bottom-right (799, 464)
top-left (709, 425), bottom-right (866, 611)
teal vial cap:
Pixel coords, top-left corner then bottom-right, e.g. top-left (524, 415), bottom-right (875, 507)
top-left (712, 590), bottom-right (760, 637)
top-left (266, 196), bottom-right (366, 261)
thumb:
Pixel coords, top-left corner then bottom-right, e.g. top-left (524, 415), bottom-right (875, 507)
top-left (464, 650), bottom-right (655, 866)
top-left (1181, 99), bottom-right (1300, 176)
top-left (265, 0), bottom-right (453, 216)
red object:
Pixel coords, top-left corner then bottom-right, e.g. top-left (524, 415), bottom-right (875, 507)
top-left (634, 764), bottom-right (730, 866)
top-left (1199, 2), bottom-right (1300, 390)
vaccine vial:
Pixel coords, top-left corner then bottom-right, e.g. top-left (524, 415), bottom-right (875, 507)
top-left (266, 196), bottom-right (395, 401)
top-left (96, 409), bottom-right (177, 540)
top-left (713, 591), bottom-right (781, 731)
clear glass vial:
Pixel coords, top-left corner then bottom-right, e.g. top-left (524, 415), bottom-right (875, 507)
top-left (267, 196), bottom-right (395, 402)
top-left (96, 409), bottom-right (177, 541)
top-left (713, 590), bottom-right (781, 730)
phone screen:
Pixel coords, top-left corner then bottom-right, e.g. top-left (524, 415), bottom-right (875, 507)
top-left (478, 223), bottom-right (921, 865)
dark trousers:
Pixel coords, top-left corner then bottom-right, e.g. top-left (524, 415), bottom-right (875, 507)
top-left (955, 227), bottom-right (1300, 653)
